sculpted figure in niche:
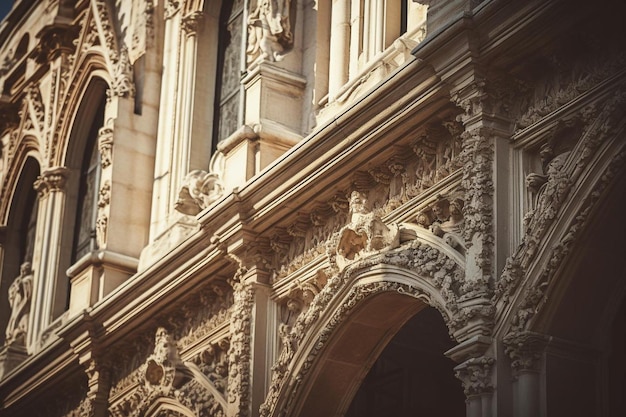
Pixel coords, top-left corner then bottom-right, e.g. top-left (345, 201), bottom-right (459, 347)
top-left (5, 262), bottom-right (33, 346)
top-left (247, 0), bottom-right (293, 63)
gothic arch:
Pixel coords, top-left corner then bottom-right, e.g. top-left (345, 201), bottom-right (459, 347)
top-left (496, 88), bottom-right (626, 338)
top-left (261, 235), bottom-right (466, 417)
top-left (0, 137), bottom-right (41, 224)
top-left (53, 64), bottom-right (111, 168)
top-left (0, 154), bottom-right (40, 346)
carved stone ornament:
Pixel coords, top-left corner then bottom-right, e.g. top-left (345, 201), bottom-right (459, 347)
top-left (33, 166), bottom-right (69, 198)
top-left (454, 356), bottom-right (495, 398)
top-left (175, 170), bottom-right (225, 215)
top-left (109, 328), bottom-right (227, 417)
top-left (226, 269), bottom-right (255, 417)
top-left (503, 331), bottom-right (547, 375)
top-left (98, 126), bottom-right (114, 168)
top-left (260, 237), bottom-right (472, 416)
top-left (32, 23), bottom-right (80, 65)
top-left (246, 0), bottom-right (294, 64)
top-left (496, 88), bottom-right (626, 314)
top-left (4, 262), bottom-right (33, 347)
top-left (330, 190), bottom-right (400, 270)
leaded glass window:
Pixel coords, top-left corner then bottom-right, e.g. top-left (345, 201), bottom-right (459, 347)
top-left (213, 0), bottom-right (245, 146)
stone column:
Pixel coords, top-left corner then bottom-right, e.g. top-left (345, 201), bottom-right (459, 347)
top-left (454, 356), bottom-right (495, 417)
top-left (503, 331), bottom-right (547, 417)
top-left (328, 0), bottom-right (350, 100)
top-left (30, 167), bottom-right (69, 349)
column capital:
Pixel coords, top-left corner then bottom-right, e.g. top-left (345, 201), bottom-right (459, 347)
top-left (454, 355), bottom-right (495, 398)
top-left (503, 331), bottom-right (547, 376)
top-left (33, 166), bottom-right (69, 198)
top-left (181, 11), bottom-right (203, 36)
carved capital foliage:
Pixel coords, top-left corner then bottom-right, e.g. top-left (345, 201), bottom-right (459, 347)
top-left (454, 356), bottom-right (495, 398)
top-left (174, 170), bottom-right (225, 215)
top-left (33, 167), bottom-right (69, 198)
top-left (182, 11), bottom-right (204, 35)
top-left (503, 331), bottom-right (547, 375)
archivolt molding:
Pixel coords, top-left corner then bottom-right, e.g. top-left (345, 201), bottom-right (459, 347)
top-left (497, 85), bottom-right (626, 334)
top-left (260, 235), bottom-right (469, 417)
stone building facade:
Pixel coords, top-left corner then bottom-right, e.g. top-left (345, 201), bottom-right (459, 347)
top-left (0, 0), bottom-right (624, 416)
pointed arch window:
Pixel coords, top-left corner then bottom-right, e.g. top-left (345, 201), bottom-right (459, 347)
top-left (0, 157), bottom-right (40, 347)
top-left (71, 100), bottom-right (105, 262)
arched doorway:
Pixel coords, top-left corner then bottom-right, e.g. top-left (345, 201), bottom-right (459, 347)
top-left (346, 306), bottom-right (465, 417)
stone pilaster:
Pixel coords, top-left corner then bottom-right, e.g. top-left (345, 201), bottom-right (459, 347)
top-left (226, 261), bottom-right (273, 417)
top-left (29, 166), bottom-right (69, 350)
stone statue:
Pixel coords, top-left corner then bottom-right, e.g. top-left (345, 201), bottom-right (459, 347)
top-left (175, 170), bottom-right (225, 215)
top-left (246, 0), bottom-right (293, 63)
top-left (431, 198), bottom-right (465, 237)
top-left (5, 262), bottom-right (33, 346)
top-left (334, 191), bottom-right (400, 268)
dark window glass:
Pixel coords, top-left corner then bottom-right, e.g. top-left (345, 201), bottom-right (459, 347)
top-left (213, 0), bottom-right (244, 147)
top-left (72, 101), bottom-right (105, 262)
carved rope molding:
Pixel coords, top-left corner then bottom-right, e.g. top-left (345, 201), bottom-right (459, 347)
top-left (260, 237), bottom-right (469, 417)
top-left (496, 86), bottom-right (626, 329)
